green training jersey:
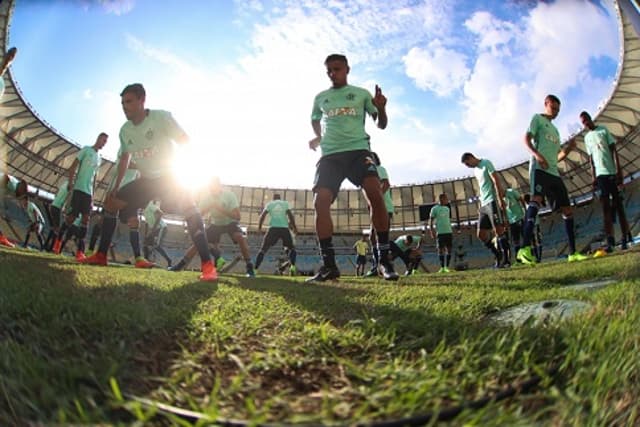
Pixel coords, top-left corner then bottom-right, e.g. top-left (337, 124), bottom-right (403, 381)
top-left (311, 84), bottom-right (378, 156)
top-left (376, 165), bottom-right (394, 214)
top-left (527, 113), bottom-right (561, 177)
top-left (394, 235), bottom-right (422, 252)
top-left (429, 204), bottom-right (452, 235)
top-left (143, 201), bottom-right (166, 229)
top-left (584, 125), bottom-right (617, 177)
top-left (119, 110), bottom-right (185, 179)
top-left (504, 188), bottom-right (524, 224)
top-left (474, 158), bottom-right (497, 207)
top-left (74, 146), bottom-right (101, 195)
top-left (52, 179), bottom-right (69, 209)
top-left (265, 199), bottom-right (290, 228)
top-left (199, 190), bottom-right (239, 226)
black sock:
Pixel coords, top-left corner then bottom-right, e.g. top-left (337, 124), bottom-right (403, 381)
top-left (255, 251), bottom-right (265, 269)
top-left (445, 253), bottom-right (450, 267)
top-left (98, 215), bottom-right (117, 254)
top-left (186, 214), bottom-right (211, 263)
top-left (522, 202), bottom-right (539, 247)
top-left (289, 248), bottom-right (297, 265)
top-left (484, 239), bottom-right (500, 261)
top-left (498, 235), bottom-right (510, 263)
top-left (439, 254), bottom-right (445, 267)
top-left (129, 228), bottom-right (141, 258)
top-left (564, 216), bottom-right (576, 254)
top-left (89, 223), bottom-right (101, 251)
top-left (319, 238), bottom-right (336, 268)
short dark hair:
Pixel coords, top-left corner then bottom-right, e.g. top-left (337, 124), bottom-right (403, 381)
top-left (579, 111), bottom-right (591, 121)
top-left (545, 94), bottom-right (561, 104)
top-left (405, 235), bottom-right (413, 244)
top-left (370, 152), bottom-right (381, 166)
top-left (325, 54), bottom-right (348, 66)
top-left (98, 132), bottom-right (108, 138)
top-left (461, 152), bottom-right (474, 163)
top-left (120, 83), bottom-right (145, 98)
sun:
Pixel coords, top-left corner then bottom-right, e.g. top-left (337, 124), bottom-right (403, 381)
top-left (172, 143), bottom-right (215, 191)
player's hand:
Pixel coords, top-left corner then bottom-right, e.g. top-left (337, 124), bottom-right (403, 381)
top-left (534, 152), bottom-right (548, 169)
top-left (372, 84), bottom-right (386, 109)
top-left (308, 136), bottom-right (320, 151)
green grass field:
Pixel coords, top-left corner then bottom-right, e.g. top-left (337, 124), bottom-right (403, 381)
top-left (1, 247), bottom-right (639, 426)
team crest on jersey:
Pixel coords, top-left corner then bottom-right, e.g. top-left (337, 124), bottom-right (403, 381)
top-left (145, 130), bottom-right (154, 140)
top-left (346, 93), bottom-right (355, 100)
top-left (323, 98), bottom-right (329, 104)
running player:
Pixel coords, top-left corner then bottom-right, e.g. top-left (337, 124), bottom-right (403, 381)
top-left (254, 194), bottom-right (298, 275)
top-left (308, 54), bottom-right (398, 282)
top-left (580, 111), bottom-right (630, 255)
top-left (461, 152), bottom-right (510, 268)
top-left (517, 94), bottom-right (587, 264)
top-left (53, 132), bottom-right (108, 259)
top-left (353, 235), bottom-right (369, 277)
top-left (428, 193), bottom-right (453, 273)
top-left (81, 83), bottom-right (216, 281)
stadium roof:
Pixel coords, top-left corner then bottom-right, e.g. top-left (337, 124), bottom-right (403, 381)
top-left (1, 0), bottom-right (639, 230)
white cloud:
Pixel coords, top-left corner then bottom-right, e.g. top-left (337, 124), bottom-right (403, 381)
top-left (98, 0), bottom-right (134, 16)
top-left (402, 41), bottom-right (471, 97)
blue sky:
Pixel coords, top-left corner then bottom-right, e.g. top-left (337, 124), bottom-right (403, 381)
top-left (8, 0), bottom-right (620, 188)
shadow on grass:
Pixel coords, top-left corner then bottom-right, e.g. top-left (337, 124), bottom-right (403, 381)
top-left (0, 249), bottom-right (218, 424)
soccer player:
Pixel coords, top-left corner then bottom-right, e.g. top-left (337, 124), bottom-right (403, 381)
top-left (20, 196), bottom-right (46, 250)
top-left (142, 199), bottom-right (172, 267)
top-left (81, 83), bottom-right (216, 281)
top-left (308, 54), bottom-right (398, 282)
top-left (53, 132), bottom-right (108, 260)
top-left (517, 94), bottom-right (588, 264)
top-left (461, 152), bottom-right (510, 268)
top-left (353, 235), bottom-right (369, 277)
top-left (580, 111), bottom-right (630, 255)
top-left (428, 193), bottom-right (453, 273)
top-left (389, 234), bottom-right (423, 275)
top-left (45, 177), bottom-right (69, 251)
top-left (254, 194), bottom-right (298, 275)
top-left (503, 187), bottom-right (526, 264)
top-left (170, 177), bottom-right (254, 277)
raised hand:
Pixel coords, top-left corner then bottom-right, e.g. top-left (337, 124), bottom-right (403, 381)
top-left (373, 84), bottom-right (386, 109)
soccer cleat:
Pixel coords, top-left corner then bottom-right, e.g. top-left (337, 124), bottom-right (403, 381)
top-left (502, 261), bottom-right (512, 268)
top-left (592, 248), bottom-right (607, 258)
top-left (568, 252), bottom-right (588, 262)
top-left (52, 238), bottom-right (62, 254)
top-left (0, 235), bottom-right (15, 248)
top-left (404, 269), bottom-right (413, 276)
top-left (516, 246), bottom-right (536, 266)
top-left (75, 250), bottom-right (86, 261)
top-left (168, 259), bottom-right (186, 272)
top-left (379, 263), bottom-right (399, 281)
top-left (364, 267), bottom-right (378, 277)
top-left (216, 256), bottom-right (226, 270)
top-left (246, 263), bottom-right (256, 278)
top-left (199, 260), bottom-right (218, 282)
top-left (134, 257), bottom-right (155, 269)
top-left (443, 266), bottom-right (451, 273)
top-left (438, 267), bottom-right (446, 273)
top-left (289, 265), bottom-right (297, 276)
top-left (305, 266), bottom-right (341, 283)
top-left (80, 251), bottom-right (107, 266)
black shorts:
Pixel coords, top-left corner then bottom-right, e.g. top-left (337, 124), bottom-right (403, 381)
top-left (436, 233), bottom-right (453, 251)
top-left (313, 150), bottom-right (379, 200)
top-left (70, 190), bottom-right (93, 218)
top-left (260, 227), bottom-right (294, 252)
top-left (115, 176), bottom-right (197, 222)
top-left (509, 220), bottom-right (523, 242)
top-left (356, 254), bottom-right (367, 266)
top-left (49, 205), bottom-right (62, 229)
top-left (531, 169), bottom-right (570, 211)
top-left (478, 201), bottom-right (504, 230)
top-left (596, 175), bottom-right (617, 199)
top-left (206, 222), bottom-right (243, 244)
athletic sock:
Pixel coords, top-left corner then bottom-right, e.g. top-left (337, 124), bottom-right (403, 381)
top-left (439, 254), bottom-right (445, 268)
top-left (445, 253), bottom-right (450, 267)
top-left (484, 239), bottom-right (501, 261)
top-left (129, 228), bottom-right (141, 258)
top-left (289, 248), bottom-right (297, 265)
top-left (185, 214), bottom-right (211, 263)
top-left (255, 251), bottom-right (265, 269)
top-left (376, 231), bottom-right (390, 266)
top-left (97, 214), bottom-right (117, 254)
top-left (564, 216), bottom-right (576, 254)
top-left (498, 235), bottom-right (510, 263)
top-left (319, 237), bottom-right (336, 268)
top-left (522, 202), bottom-right (539, 247)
